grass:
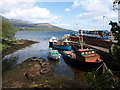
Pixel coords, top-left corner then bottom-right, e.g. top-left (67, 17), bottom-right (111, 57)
top-left (0, 43), bottom-right (10, 51)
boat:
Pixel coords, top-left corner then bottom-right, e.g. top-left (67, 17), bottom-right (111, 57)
top-left (62, 49), bottom-right (103, 71)
top-left (52, 39), bottom-right (72, 50)
top-left (48, 50), bottom-right (61, 60)
top-left (49, 36), bottom-right (72, 50)
top-left (52, 44), bottom-right (72, 50)
top-left (49, 36), bottom-right (58, 47)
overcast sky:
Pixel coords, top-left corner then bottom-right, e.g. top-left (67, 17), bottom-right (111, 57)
top-left (0, 0), bottom-right (118, 30)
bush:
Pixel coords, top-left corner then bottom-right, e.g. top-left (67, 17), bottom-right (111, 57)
top-left (86, 70), bottom-right (120, 89)
top-left (110, 44), bottom-right (120, 65)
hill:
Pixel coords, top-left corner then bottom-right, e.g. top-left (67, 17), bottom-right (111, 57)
top-left (0, 15), bottom-right (73, 31)
top-left (11, 20), bottom-right (72, 31)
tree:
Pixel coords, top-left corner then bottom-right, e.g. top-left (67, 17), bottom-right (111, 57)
top-left (2, 19), bottom-right (17, 38)
top-left (109, 0), bottom-right (120, 69)
top-left (109, 21), bottom-right (120, 45)
top-left (1, 19), bottom-right (18, 50)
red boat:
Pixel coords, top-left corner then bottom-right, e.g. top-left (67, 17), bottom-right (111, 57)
top-left (62, 49), bottom-right (103, 71)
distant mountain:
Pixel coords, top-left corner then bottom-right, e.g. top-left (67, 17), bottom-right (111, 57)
top-left (10, 19), bottom-right (72, 31)
top-left (0, 15), bottom-right (8, 19)
top-left (9, 19), bottom-right (34, 27)
top-left (0, 15), bottom-right (73, 31)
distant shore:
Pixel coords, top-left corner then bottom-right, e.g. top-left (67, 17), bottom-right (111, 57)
top-left (2, 39), bottom-right (38, 58)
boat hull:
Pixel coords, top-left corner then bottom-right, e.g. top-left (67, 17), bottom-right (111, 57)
top-left (70, 36), bottom-right (118, 48)
top-left (62, 52), bottom-right (103, 71)
top-left (49, 42), bottom-right (53, 47)
top-left (52, 45), bottom-right (72, 50)
top-left (47, 56), bottom-right (60, 60)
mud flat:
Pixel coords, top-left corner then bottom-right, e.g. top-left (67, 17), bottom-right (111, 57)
top-left (2, 57), bottom-right (87, 88)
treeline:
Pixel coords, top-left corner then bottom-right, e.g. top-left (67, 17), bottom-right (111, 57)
top-left (0, 19), bottom-right (18, 50)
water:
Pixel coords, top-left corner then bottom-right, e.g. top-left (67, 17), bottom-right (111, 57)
top-left (2, 31), bottom-right (86, 78)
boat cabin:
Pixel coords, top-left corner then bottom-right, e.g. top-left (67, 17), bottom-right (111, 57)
top-left (75, 49), bottom-right (95, 55)
top-left (74, 49), bottom-right (101, 62)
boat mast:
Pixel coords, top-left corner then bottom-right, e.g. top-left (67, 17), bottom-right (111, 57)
top-left (76, 24), bottom-right (84, 49)
top-left (78, 30), bottom-right (83, 49)
top-left (103, 16), bottom-right (105, 30)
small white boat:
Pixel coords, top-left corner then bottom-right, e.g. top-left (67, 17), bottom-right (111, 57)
top-left (49, 36), bottom-right (58, 46)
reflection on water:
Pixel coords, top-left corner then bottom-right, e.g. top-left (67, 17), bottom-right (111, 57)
top-left (2, 55), bottom-right (18, 75)
top-left (2, 31), bottom-right (86, 79)
top-left (48, 59), bottom-right (60, 66)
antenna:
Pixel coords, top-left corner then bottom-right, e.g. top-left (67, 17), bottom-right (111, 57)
top-left (103, 16), bottom-right (105, 30)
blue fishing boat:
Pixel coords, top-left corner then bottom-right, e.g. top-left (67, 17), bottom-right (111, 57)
top-left (49, 36), bottom-right (72, 50)
top-left (52, 39), bottom-right (72, 50)
top-left (52, 44), bottom-right (72, 50)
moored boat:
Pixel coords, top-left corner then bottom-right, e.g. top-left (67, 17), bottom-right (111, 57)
top-left (52, 39), bottom-right (72, 50)
top-left (49, 36), bottom-right (72, 50)
top-left (62, 49), bottom-right (103, 71)
top-left (49, 36), bottom-right (58, 47)
top-left (52, 44), bottom-right (72, 50)
top-left (48, 50), bottom-right (61, 60)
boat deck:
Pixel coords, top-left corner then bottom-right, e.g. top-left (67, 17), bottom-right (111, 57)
top-left (84, 44), bottom-right (109, 53)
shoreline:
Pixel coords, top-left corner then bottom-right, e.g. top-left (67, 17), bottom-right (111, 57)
top-left (2, 39), bottom-right (38, 58)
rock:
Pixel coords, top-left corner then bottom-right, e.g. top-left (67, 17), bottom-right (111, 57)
top-left (40, 68), bottom-right (49, 74)
top-left (24, 72), bottom-right (32, 79)
top-left (40, 62), bottom-right (49, 68)
top-left (24, 72), bottom-right (39, 80)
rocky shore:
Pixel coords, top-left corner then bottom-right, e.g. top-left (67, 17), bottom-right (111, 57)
top-left (2, 39), bottom-right (38, 58)
top-left (2, 57), bottom-right (87, 88)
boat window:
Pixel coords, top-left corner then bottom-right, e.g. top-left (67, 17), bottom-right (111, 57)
top-left (81, 52), bottom-right (84, 55)
top-left (89, 52), bottom-right (91, 54)
top-left (51, 53), bottom-right (54, 55)
top-left (92, 51), bottom-right (95, 54)
top-left (85, 52), bottom-right (88, 55)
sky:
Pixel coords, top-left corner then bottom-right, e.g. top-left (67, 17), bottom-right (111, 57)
top-left (0, 0), bottom-right (118, 31)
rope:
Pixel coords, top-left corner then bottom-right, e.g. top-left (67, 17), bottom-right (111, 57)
top-left (96, 62), bottom-right (109, 73)
top-left (96, 62), bottom-right (104, 71)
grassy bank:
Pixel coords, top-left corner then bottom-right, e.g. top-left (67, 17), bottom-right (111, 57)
top-left (2, 39), bottom-right (38, 58)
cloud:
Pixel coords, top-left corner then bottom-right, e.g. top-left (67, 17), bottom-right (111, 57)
top-left (0, 0), bottom-right (60, 23)
top-left (72, 0), bottom-right (81, 8)
top-left (77, 12), bottom-right (92, 18)
top-left (73, 0), bottom-right (118, 30)
top-left (65, 8), bottom-right (71, 11)
top-left (54, 23), bottom-right (70, 27)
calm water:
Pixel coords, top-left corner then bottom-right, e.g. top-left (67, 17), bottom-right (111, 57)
top-left (2, 31), bottom-right (86, 78)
